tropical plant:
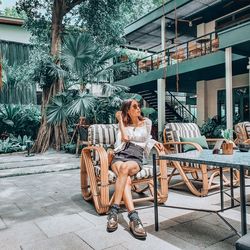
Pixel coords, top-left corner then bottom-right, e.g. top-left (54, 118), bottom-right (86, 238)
top-left (0, 104), bottom-right (40, 139)
top-left (0, 134), bottom-right (32, 154)
top-left (221, 128), bottom-right (233, 141)
top-left (200, 116), bottom-right (225, 138)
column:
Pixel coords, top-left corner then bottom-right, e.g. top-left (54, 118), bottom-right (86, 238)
top-left (247, 57), bottom-right (250, 120)
top-left (196, 80), bottom-right (207, 126)
top-left (225, 47), bottom-right (233, 130)
top-left (161, 16), bottom-right (166, 64)
top-left (157, 79), bottom-right (166, 139)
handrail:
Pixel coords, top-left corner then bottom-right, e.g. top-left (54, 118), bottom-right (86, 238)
top-left (114, 31), bottom-right (219, 82)
top-left (166, 91), bottom-right (196, 123)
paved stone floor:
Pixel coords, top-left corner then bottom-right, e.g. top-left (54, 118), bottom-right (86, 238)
top-left (0, 151), bottom-right (249, 249)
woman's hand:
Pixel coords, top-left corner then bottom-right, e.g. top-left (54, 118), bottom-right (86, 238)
top-left (115, 111), bottom-right (123, 122)
top-left (155, 142), bottom-right (164, 152)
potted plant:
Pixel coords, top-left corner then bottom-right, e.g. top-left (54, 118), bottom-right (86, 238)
top-left (221, 129), bottom-right (234, 155)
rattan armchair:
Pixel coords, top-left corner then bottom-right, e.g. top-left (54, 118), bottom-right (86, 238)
top-left (80, 124), bottom-right (168, 214)
top-left (163, 122), bottom-right (233, 196)
top-left (235, 122), bottom-right (250, 145)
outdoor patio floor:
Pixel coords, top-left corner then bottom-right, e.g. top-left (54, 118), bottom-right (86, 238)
top-left (0, 151), bottom-right (249, 249)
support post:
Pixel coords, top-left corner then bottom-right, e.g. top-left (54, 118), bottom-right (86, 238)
top-left (157, 79), bottom-right (166, 140)
top-left (247, 57), bottom-right (250, 120)
top-left (225, 47), bottom-right (233, 130)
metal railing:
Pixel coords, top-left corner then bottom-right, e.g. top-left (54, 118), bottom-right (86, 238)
top-left (166, 91), bottom-right (196, 123)
top-left (114, 31), bottom-right (219, 81)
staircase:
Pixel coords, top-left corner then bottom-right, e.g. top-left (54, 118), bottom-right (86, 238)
top-left (138, 89), bottom-right (197, 123)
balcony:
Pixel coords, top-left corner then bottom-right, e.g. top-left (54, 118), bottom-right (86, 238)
top-left (114, 32), bottom-right (219, 82)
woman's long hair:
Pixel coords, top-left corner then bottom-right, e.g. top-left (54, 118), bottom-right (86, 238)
top-left (120, 99), bottom-right (144, 126)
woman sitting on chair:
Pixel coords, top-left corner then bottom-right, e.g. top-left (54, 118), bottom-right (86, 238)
top-left (107, 99), bottom-right (164, 239)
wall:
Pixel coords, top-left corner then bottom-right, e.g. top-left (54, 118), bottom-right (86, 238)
top-left (0, 23), bottom-right (31, 44)
top-left (197, 73), bottom-right (249, 125)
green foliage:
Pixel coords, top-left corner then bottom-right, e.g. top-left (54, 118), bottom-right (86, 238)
top-left (62, 142), bottom-right (76, 154)
top-left (221, 128), bottom-right (233, 140)
top-left (67, 92), bottom-right (95, 117)
top-left (141, 107), bottom-right (158, 125)
top-left (46, 94), bottom-right (69, 125)
top-left (62, 33), bottom-right (120, 88)
top-left (0, 134), bottom-right (32, 154)
top-left (0, 104), bottom-right (41, 139)
top-left (3, 6), bottom-right (27, 18)
top-left (200, 117), bottom-right (225, 138)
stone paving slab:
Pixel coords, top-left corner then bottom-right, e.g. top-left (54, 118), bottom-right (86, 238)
top-left (0, 150), bottom-right (79, 177)
top-left (21, 233), bottom-right (93, 250)
top-left (0, 221), bottom-right (47, 249)
top-left (35, 214), bottom-right (94, 238)
top-left (0, 152), bottom-right (249, 249)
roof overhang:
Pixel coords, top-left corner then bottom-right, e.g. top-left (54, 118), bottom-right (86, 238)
top-left (122, 0), bottom-right (247, 53)
top-left (0, 16), bottom-right (24, 26)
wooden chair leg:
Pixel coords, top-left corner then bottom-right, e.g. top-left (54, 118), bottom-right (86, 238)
top-left (81, 150), bottom-right (109, 214)
top-left (80, 153), bottom-right (92, 201)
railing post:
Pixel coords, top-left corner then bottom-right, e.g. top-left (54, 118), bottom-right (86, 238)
top-left (210, 33), bottom-right (212, 53)
top-left (187, 42), bottom-right (189, 59)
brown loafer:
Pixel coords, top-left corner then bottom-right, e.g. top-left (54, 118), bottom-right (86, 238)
top-left (107, 211), bottom-right (118, 232)
top-left (129, 219), bottom-right (147, 239)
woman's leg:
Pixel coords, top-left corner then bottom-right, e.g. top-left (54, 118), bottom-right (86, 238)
top-left (123, 176), bottom-right (134, 212)
top-left (112, 161), bottom-right (140, 206)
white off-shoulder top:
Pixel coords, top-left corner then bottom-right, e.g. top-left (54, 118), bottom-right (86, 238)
top-left (114, 118), bottom-right (156, 156)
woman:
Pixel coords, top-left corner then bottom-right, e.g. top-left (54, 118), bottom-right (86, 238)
top-left (107, 99), bottom-right (164, 239)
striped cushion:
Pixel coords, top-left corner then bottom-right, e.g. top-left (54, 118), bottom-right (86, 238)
top-left (94, 165), bottom-right (158, 183)
top-left (165, 123), bottom-right (201, 142)
top-left (88, 124), bottom-right (118, 146)
top-left (88, 124), bottom-right (118, 164)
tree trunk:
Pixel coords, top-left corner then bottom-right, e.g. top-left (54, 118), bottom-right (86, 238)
top-left (33, 0), bottom-right (68, 153)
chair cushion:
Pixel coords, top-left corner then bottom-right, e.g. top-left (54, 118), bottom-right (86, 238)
top-left (88, 124), bottom-right (118, 146)
top-left (180, 136), bottom-right (209, 152)
top-left (94, 165), bottom-right (158, 183)
top-left (235, 233), bottom-right (250, 250)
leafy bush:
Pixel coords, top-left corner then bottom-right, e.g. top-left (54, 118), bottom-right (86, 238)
top-left (0, 104), bottom-right (41, 139)
top-left (200, 116), bottom-right (225, 138)
top-left (62, 143), bottom-right (76, 154)
top-left (0, 135), bottom-right (32, 154)
top-left (200, 115), bottom-right (241, 138)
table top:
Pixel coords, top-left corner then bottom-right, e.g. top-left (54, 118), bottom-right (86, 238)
top-left (159, 150), bottom-right (250, 169)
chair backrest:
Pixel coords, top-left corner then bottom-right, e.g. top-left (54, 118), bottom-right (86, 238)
top-left (235, 122), bottom-right (250, 144)
top-left (164, 123), bottom-right (201, 143)
top-left (88, 124), bottom-right (118, 147)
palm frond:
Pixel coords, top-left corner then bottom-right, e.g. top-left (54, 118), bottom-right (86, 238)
top-left (101, 83), bottom-right (129, 96)
top-left (67, 91), bottom-right (95, 117)
top-left (46, 95), bottom-right (68, 125)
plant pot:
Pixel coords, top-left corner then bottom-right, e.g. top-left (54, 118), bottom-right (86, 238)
top-left (222, 142), bottom-right (234, 155)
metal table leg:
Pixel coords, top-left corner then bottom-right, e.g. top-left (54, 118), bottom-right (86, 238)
top-left (240, 165), bottom-right (247, 235)
top-left (220, 167), bottom-right (224, 211)
top-left (153, 154), bottom-right (159, 231)
top-left (230, 168), bottom-right (234, 207)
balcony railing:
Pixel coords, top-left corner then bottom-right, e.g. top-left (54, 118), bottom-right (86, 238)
top-left (114, 32), bottom-right (219, 82)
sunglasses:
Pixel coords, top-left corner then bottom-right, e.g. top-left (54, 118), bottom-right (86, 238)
top-left (131, 104), bottom-right (140, 109)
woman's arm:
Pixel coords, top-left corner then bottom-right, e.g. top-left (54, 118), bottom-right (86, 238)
top-left (145, 118), bottom-right (164, 153)
top-left (116, 111), bottom-right (129, 142)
